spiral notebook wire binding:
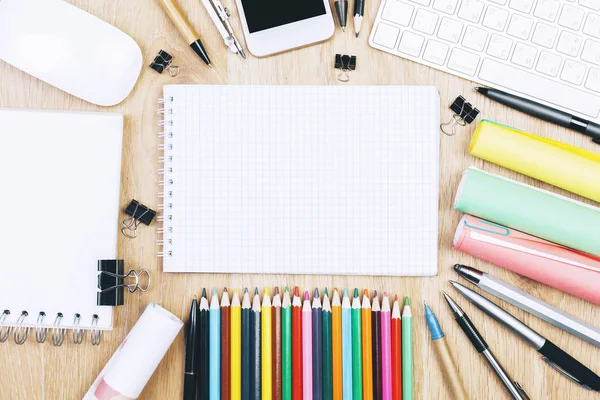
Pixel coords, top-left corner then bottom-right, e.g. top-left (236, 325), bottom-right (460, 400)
top-left (157, 97), bottom-right (174, 259)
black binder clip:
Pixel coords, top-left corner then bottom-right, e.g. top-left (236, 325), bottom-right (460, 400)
top-left (97, 260), bottom-right (150, 306)
top-left (150, 50), bottom-right (180, 77)
top-left (335, 54), bottom-right (356, 82)
top-left (122, 200), bottom-right (156, 239)
top-left (440, 96), bottom-right (480, 136)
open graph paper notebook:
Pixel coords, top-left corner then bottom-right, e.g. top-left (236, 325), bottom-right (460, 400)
top-left (159, 85), bottom-right (440, 276)
top-left (0, 109), bottom-right (122, 338)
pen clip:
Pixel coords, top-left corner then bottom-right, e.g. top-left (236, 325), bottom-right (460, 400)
top-left (542, 357), bottom-right (592, 390)
top-left (514, 382), bottom-right (531, 400)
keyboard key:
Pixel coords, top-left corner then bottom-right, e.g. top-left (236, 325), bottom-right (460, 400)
top-left (462, 25), bottom-right (489, 51)
top-left (487, 34), bottom-right (513, 59)
top-left (581, 39), bottom-right (600, 65)
top-left (382, 0), bottom-right (415, 26)
top-left (561, 59), bottom-right (587, 84)
top-left (457, 0), bottom-right (484, 23)
top-left (586, 68), bottom-right (600, 92)
top-left (372, 23), bottom-right (401, 48)
top-left (507, 14), bottom-right (533, 39)
top-left (556, 31), bottom-right (583, 56)
top-left (534, 0), bottom-right (560, 21)
top-left (536, 51), bottom-right (563, 76)
top-left (509, 0), bottom-right (535, 13)
top-left (437, 18), bottom-right (464, 42)
top-left (531, 23), bottom-right (558, 48)
top-left (478, 58), bottom-right (600, 116)
top-left (413, 9), bottom-right (439, 34)
top-left (558, 5), bottom-right (585, 30)
top-left (409, 0), bottom-right (431, 5)
top-left (583, 14), bottom-right (600, 38)
top-left (580, 0), bottom-right (600, 11)
top-left (423, 39), bottom-right (450, 64)
top-left (489, 0), bottom-right (507, 4)
top-left (448, 48), bottom-right (480, 75)
top-left (398, 31), bottom-right (425, 56)
top-left (482, 6), bottom-right (509, 31)
top-left (511, 42), bottom-right (537, 68)
top-left (433, 0), bottom-right (459, 14)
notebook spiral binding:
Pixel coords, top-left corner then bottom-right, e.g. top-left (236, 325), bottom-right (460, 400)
top-left (0, 309), bottom-right (102, 346)
top-left (157, 97), bottom-right (174, 258)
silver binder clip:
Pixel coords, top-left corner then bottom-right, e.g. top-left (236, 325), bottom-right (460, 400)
top-left (121, 200), bottom-right (156, 239)
top-left (440, 95), bottom-right (480, 136)
top-left (13, 311), bottom-right (29, 345)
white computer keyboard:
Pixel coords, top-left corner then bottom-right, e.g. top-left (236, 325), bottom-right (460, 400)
top-left (369, 0), bottom-right (600, 122)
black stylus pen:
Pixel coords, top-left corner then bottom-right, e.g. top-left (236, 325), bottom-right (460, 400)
top-left (452, 281), bottom-right (600, 392)
top-left (184, 296), bottom-right (199, 400)
top-left (442, 291), bottom-right (529, 400)
top-left (475, 87), bottom-right (600, 144)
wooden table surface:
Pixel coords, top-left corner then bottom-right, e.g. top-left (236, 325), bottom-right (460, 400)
top-left (1, 0), bottom-right (599, 399)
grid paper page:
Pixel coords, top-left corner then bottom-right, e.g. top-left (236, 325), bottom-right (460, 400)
top-left (161, 85), bottom-right (440, 276)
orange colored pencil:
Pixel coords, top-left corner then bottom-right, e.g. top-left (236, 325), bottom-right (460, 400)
top-left (292, 287), bottom-right (303, 400)
top-left (391, 295), bottom-right (402, 400)
top-left (332, 289), bottom-right (342, 400)
top-left (361, 290), bottom-right (374, 400)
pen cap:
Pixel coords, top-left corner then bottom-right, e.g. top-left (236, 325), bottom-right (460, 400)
top-left (424, 304), bottom-right (444, 340)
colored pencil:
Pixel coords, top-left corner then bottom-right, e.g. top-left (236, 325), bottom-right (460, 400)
top-left (372, 292), bottom-right (382, 400)
top-left (210, 288), bottom-right (221, 400)
top-left (312, 288), bottom-right (323, 400)
top-left (199, 289), bottom-right (210, 400)
top-left (302, 291), bottom-right (313, 400)
top-left (242, 289), bottom-right (251, 400)
top-left (222, 289), bottom-right (232, 400)
top-left (331, 289), bottom-right (342, 400)
top-left (251, 288), bottom-right (262, 400)
top-left (381, 293), bottom-right (392, 400)
top-left (273, 288), bottom-right (282, 400)
top-left (232, 290), bottom-right (242, 400)
top-left (322, 289), bottom-right (333, 400)
top-left (361, 290), bottom-right (373, 400)
top-left (282, 288), bottom-right (292, 400)
top-left (402, 297), bottom-right (413, 400)
top-left (342, 289), bottom-right (353, 400)
top-left (351, 289), bottom-right (362, 400)
top-left (262, 288), bottom-right (273, 400)
top-left (292, 287), bottom-right (303, 400)
top-left (391, 296), bottom-right (401, 400)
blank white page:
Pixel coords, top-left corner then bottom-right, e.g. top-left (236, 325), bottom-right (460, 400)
top-left (161, 85), bottom-right (440, 276)
top-left (0, 109), bottom-right (122, 329)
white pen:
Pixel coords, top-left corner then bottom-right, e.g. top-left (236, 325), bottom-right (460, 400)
top-left (454, 264), bottom-right (600, 348)
top-left (200, 0), bottom-right (247, 59)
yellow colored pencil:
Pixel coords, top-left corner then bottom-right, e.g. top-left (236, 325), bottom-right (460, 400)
top-left (231, 290), bottom-right (242, 400)
top-left (262, 288), bottom-right (273, 400)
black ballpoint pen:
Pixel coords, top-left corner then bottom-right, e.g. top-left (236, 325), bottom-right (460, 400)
top-left (334, 0), bottom-right (348, 32)
top-left (451, 281), bottom-right (600, 392)
top-left (442, 291), bottom-right (529, 400)
top-left (184, 296), bottom-right (199, 400)
top-left (475, 87), bottom-right (600, 144)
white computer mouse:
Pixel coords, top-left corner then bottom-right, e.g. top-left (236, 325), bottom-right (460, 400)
top-left (0, 0), bottom-right (143, 107)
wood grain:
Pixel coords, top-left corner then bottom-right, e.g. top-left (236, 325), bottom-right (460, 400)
top-left (0, 0), bottom-right (599, 399)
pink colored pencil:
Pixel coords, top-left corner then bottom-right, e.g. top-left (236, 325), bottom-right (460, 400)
top-left (381, 293), bottom-right (392, 400)
top-left (302, 291), bottom-right (313, 400)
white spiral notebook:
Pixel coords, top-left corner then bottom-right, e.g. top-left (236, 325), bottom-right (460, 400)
top-left (0, 109), bottom-right (122, 345)
top-left (159, 85), bottom-right (440, 276)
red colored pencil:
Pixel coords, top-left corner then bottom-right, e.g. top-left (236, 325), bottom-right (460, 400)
top-left (292, 286), bottom-right (303, 400)
top-left (391, 295), bottom-right (402, 400)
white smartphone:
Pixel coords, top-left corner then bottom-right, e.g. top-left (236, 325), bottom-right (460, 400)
top-left (236, 0), bottom-right (335, 57)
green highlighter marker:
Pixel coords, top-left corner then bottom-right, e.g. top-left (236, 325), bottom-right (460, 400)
top-left (402, 296), bottom-right (413, 400)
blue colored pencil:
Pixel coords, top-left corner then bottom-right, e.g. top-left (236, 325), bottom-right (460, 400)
top-left (342, 289), bottom-right (353, 400)
top-left (210, 288), bottom-right (221, 400)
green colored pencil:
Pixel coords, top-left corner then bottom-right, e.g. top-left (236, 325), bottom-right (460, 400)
top-left (402, 297), bottom-right (413, 400)
top-left (282, 287), bottom-right (292, 400)
top-left (351, 289), bottom-right (363, 400)
top-left (322, 288), bottom-right (333, 400)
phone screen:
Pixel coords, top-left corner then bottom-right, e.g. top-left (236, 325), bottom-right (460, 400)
top-left (240, 0), bottom-right (327, 33)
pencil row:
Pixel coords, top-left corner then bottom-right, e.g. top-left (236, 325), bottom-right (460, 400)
top-left (187, 287), bottom-right (414, 400)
